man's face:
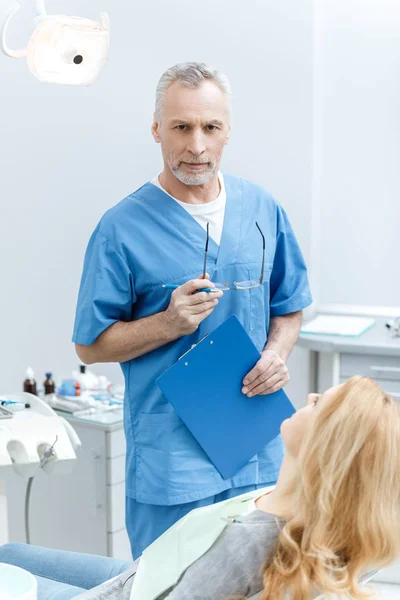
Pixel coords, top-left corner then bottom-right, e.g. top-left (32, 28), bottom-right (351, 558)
top-left (152, 80), bottom-right (231, 185)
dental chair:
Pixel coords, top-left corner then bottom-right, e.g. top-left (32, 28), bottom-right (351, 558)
top-left (0, 542), bottom-right (381, 600)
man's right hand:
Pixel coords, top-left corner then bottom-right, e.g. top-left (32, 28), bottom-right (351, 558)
top-left (163, 276), bottom-right (223, 336)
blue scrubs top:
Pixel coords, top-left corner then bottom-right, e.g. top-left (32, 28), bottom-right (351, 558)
top-left (73, 174), bottom-right (312, 505)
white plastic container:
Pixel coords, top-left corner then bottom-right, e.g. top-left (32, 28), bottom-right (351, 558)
top-left (0, 563), bottom-right (37, 599)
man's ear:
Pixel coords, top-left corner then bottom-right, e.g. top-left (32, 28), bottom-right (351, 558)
top-left (152, 115), bottom-right (161, 143)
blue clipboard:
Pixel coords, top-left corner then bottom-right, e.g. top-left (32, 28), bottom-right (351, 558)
top-left (156, 315), bottom-right (296, 479)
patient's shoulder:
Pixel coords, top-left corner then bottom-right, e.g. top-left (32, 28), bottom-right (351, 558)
top-left (166, 513), bottom-right (283, 599)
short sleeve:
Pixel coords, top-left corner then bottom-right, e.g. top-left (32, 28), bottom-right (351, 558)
top-left (72, 230), bottom-right (135, 346)
top-left (269, 205), bottom-right (312, 317)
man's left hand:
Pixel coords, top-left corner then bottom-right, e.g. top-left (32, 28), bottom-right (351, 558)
top-left (242, 349), bottom-right (289, 397)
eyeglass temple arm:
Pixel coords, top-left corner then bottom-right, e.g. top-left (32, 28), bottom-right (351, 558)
top-left (203, 222), bottom-right (210, 278)
top-left (255, 221), bottom-right (266, 284)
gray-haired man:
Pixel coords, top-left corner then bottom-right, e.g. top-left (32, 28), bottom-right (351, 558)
top-left (73, 62), bottom-right (312, 557)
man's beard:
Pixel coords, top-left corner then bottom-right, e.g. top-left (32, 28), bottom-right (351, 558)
top-left (168, 158), bottom-right (217, 185)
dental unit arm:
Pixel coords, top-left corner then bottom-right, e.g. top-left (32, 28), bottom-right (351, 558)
top-left (0, 393), bottom-right (81, 478)
top-left (1, 1), bottom-right (46, 59)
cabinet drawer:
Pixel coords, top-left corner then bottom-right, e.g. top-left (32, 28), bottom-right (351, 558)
top-left (340, 377), bottom-right (400, 399)
top-left (107, 454), bottom-right (125, 486)
top-left (106, 428), bottom-right (126, 458)
top-left (340, 354), bottom-right (400, 381)
top-left (108, 528), bottom-right (132, 561)
top-left (107, 481), bottom-right (125, 533)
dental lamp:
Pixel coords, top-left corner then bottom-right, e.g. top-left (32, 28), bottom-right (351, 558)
top-left (1, 0), bottom-right (110, 85)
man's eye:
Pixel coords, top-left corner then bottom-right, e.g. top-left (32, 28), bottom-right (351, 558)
top-left (206, 125), bottom-right (218, 132)
top-left (175, 125), bottom-right (187, 131)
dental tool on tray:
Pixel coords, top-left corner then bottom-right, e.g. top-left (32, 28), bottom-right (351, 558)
top-left (0, 404), bottom-right (13, 419)
top-left (44, 391), bottom-right (123, 415)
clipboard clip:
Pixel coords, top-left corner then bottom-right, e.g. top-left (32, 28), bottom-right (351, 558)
top-left (178, 333), bottom-right (212, 362)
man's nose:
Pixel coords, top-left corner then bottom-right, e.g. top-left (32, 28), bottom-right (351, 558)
top-left (187, 131), bottom-right (207, 156)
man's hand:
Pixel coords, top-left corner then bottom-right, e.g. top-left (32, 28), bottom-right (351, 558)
top-left (163, 275), bottom-right (223, 337)
top-left (241, 349), bottom-right (289, 397)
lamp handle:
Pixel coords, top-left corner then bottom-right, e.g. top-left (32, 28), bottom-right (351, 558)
top-left (1, 3), bottom-right (28, 58)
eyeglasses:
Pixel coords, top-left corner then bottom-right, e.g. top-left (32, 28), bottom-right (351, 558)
top-left (203, 221), bottom-right (265, 291)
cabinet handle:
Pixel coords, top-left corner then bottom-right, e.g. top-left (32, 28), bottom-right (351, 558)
top-left (91, 450), bottom-right (104, 515)
top-left (370, 365), bottom-right (400, 377)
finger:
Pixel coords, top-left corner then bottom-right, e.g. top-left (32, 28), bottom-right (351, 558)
top-left (264, 366), bottom-right (289, 386)
top-left (242, 356), bottom-right (275, 387)
top-left (191, 277), bottom-right (221, 294)
top-left (247, 376), bottom-right (287, 397)
top-left (191, 298), bottom-right (219, 314)
top-left (261, 371), bottom-right (288, 393)
top-left (242, 372), bottom-right (268, 394)
top-left (251, 379), bottom-right (286, 397)
top-left (262, 357), bottom-right (282, 377)
top-left (244, 361), bottom-right (284, 393)
top-left (246, 362), bottom-right (279, 391)
top-left (242, 351), bottom-right (282, 386)
top-left (189, 289), bottom-right (223, 305)
top-left (242, 364), bottom-right (263, 387)
top-left (180, 278), bottom-right (219, 296)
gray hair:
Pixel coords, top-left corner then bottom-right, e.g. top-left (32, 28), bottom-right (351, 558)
top-left (155, 62), bottom-right (232, 120)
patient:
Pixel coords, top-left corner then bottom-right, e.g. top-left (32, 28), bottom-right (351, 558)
top-left (1, 376), bottom-right (400, 600)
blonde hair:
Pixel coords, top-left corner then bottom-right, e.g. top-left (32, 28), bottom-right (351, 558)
top-left (261, 376), bottom-right (400, 600)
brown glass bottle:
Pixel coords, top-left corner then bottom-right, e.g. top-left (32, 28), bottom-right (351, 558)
top-left (44, 372), bottom-right (56, 395)
top-left (23, 367), bottom-right (37, 395)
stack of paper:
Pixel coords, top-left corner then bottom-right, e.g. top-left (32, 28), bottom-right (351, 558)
top-left (301, 315), bottom-right (375, 337)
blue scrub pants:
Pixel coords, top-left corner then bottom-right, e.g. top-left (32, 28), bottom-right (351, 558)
top-left (126, 481), bottom-right (276, 559)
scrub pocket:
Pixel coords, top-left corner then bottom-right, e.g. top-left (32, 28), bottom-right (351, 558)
top-left (248, 267), bottom-right (270, 332)
top-left (136, 411), bottom-right (220, 504)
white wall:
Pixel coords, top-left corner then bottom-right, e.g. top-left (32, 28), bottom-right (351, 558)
top-left (314, 0), bottom-right (400, 308)
top-left (0, 0), bottom-right (314, 407)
